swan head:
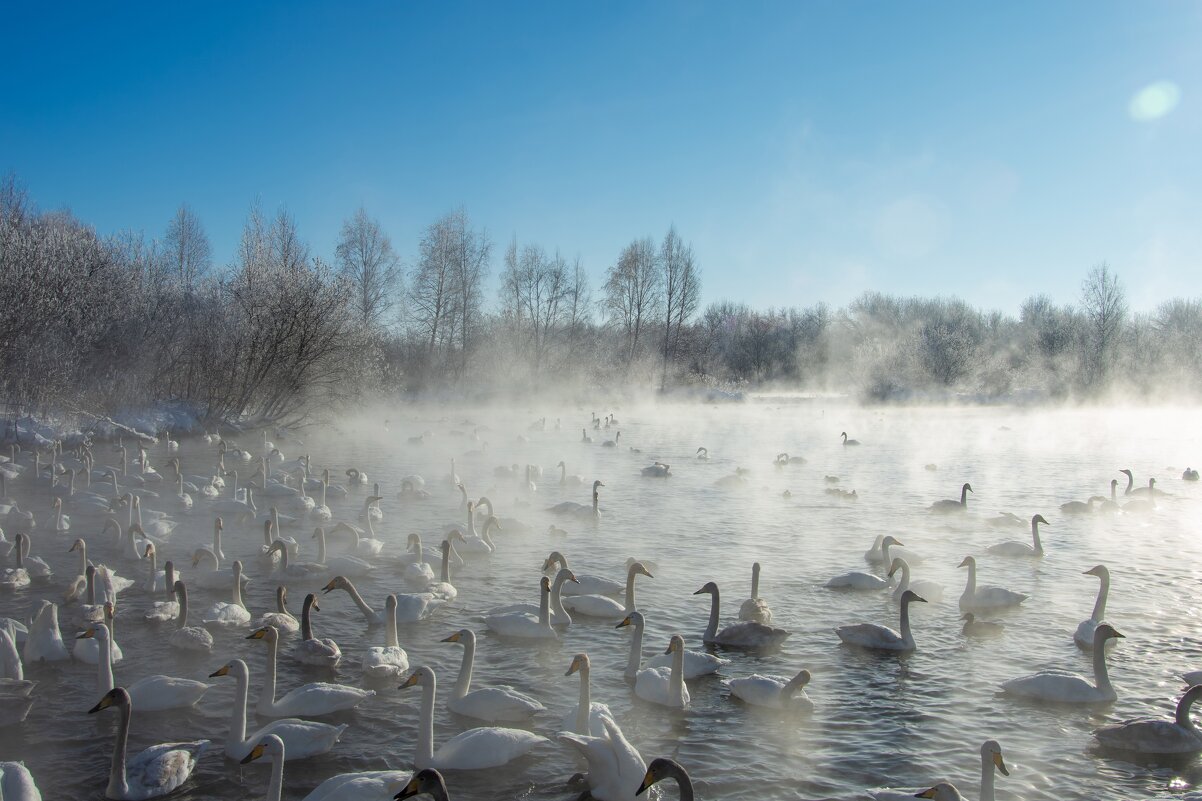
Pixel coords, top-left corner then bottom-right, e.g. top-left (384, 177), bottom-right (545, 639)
top-left (1094, 623), bottom-right (1124, 643)
top-left (914, 784), bottom-right (962, 801)
top-left (566, 653), bottom-right (590, 676)
top-left (616, 611), bottom-right (645, 630)
top-left (1120, 468), bottom-right (1133, 478)
top-left (303, 593), bottom-right (320, 613)
top-left (540, 576), bottom-right (552, 593)
top-left (664, 634), bottom-right (685, 655)
top-left (69, 538), bottom-right (85, 553)
top-left (881, 535), bottom-right (903, 549)
top-left (246, 625), bottom-right (277, 642)
top-left (240, 734), bottom-right (285, 765)
top-left (76, 622), bottom-right (107, 641)
top-left (1149, 477), bottom-right (1157, 487)
top-left (399, 665), bottom-right (433, 690)
top-left (957, 556), bottom-right (975, 569)
top-left (322, 576), bottom-right (347, 594)
top-left (1083, 565), bottom-right (1109, 579)
top-left (385, 594), bottom-right (398, 612)
top-left (1111, 478), bottom-right (1119, 487)
top-left (637, 758), bottom-right (687, 797)
top-left (396, 769), bottom-right (449, 801)
top-left (144, 542), bottom-right (155, 559)
top-left (88, 687), bottom-right (129, 714)
top-left (593, 480), bottom-right (605, 489)
top-left (1031, 514), bottom-right (1049, 527)
top-left (960, 613), bottom-right (975, 623)
top-left (441, 628), bottom-right (470, 644)
top-left (693, 581), bottom-right (719, 596)
top-left (900, 590), bottom-right (927, 605)
top-left (886, 557), bottom-right (906, 578)
top-left (783, 669), bottom-right (812, 699)
top-left (210, 659), bottom-right (246, 679)
top-left (628, 561), bottom-right (654, 579)
top-left (541, 551), bottom-right (567, 572)
top-left (981, 740), bottom-right (1008, 775)
top-left (962, 483), bottom-right (973, 493)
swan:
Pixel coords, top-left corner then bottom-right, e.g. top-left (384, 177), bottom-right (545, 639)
top-left (1060, 497), bottom-right (1094, 515)
top-left (87, 687), bottom-right (209, 800)
top-left (0, 536), bottom-right (31, 590)
top-left (247, 625), bottom-right (373, 716)
top-left (636, 757), bottom-right (693, 800)
top-left (331, 519), bottom-right (384, 557)
top-left (724, 668), bottom-right (813, 712)
top-left (23, 601), bottom-right (69, 663)
top-left (1123, 478), bottom-right (1158, 513)
top-left (79, 623), bottom-right (208, 711)
top-left (737, 562), bottom-right (773, 623)
top-left (190, 546), bottom-right (249, 590)
top-left (871, 741), bottom-right (1008, 801)
top-left (487, 568), bottom-right (577, 628)
top-left (714, 470), bottom-right (749, 489)
top-left (562, 653), bottom-right (615, 736)
top-left (248, 586), bottom-right (299, 633)
top-left (322, 575), bottom-right (443, 624)
top-left (399, 665), bottom-right (547, 770)
top-left (631, 635), bottom-right (691, 708)
top-left (132, 497), bottom-right (174, 541)
top-left (360, 492), bottom-right (384, 524)
top-left (424, 540), bottom-right (458, 601)
top-left (266, 540), bottom-right (325, 579)
top-left (450, 505), bottom-right (499, 555)
top-left (1094, 684), bottom-right (1202, 754)
top-left (311, 470), bottom-right (332, 522)
top-left (550, 480), bottom-right (604, 519)
top-left (563, 561), bottom-right (653, 619)
top-left (558, 461), bottom-right (584, 487)
top-left (1097, 479), bottom-right (1121, 513)
top-left (694, 581), bottom-right (789, 648)
top-left (543, 551), bottom-right (623, 596)
top-left (888, 558), bottom-right (944, 603)
top-left (1074, 565), bottom-right (1111, 651)
top-left (70, 537), bottom-right (134, 605)
top-left (1001, 623), bottom-right (1124, 703)
top-left (958, 556), bottom-right (1027, 612)
top-left (867, 535), bottom-right (923, 566)
top-left (987, 514), bottom-right (1048, 557)
top-left (139, 543), bottom-right (183, 594)
top-left (240, 733), bottom-right (410, 801)
top-left (394, 769), bottom-right (449, 801)
top-left (441, 629), bottom-right (542, 722)
top-left (841, 431), bottom-right (861, 446)
top-left (51, 497), bottom-right (69, 533)
top-left (0, 761), bottom-right (42, 801)
top-left (296, 593), bottom-right (341, 668)
top-left (559, 717), bottom-right (649, 801)
top-left (1122, 468), bottom-right (1167, 497)
top-left (961, 613), bottom-right (1005, 637)
top-left (170, 474), bottom-right (192, 512)
top-left (1185, 468), bottom-right (1200, 482)
top-left (930, 482), bottom-right (972, 513)
top-left (825, 567), bottom-right (890, 591)
top-left (346, 467), bottom-right (368, 485)
top-left (618, 610), bottom-right (729, 679)
top-left (484, 576), bottom-right (559, 640)
top-left (581, 428), bottom-right (594, 444)
top-left (363, 595), bottom-right (410, 679)
top-left (312, 527), bottom-right (373, 577)
top-left (201, 560), bottom-right (251, 628)
top-left (836, 589), bottom-right (926, 651)
top-left (209, 659), bottom-right (347, 761)
top-left (640, 462), bottom-right (670, 478)
top-left (168, 581), bottom-right (213, 652)
top-left (73, 601), bottom-right (123, 664)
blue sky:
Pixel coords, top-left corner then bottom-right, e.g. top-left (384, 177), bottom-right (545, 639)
top-left (2, 2), bottom-right (1199, 314)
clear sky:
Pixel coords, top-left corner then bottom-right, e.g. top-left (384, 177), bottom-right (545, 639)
top-left (2, 1), bottom-right (1199, 314)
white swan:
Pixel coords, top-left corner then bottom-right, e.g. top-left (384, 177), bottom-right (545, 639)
top-left (563, 562), bottom-right (652, 619)
top-left (549, 480), bottom-right (604, 520)
top-left (930, 482), bottom-right (972, 513)
top-left (240, 733), bottom-right (409, 801)
top-left (209, 659), bottom-right (347, 761)
top-left (563, 653), bottom-right (615, 734)
top-left (1122, 477), bottom-right (1159, 513)
top-left (987, 514), bottom-right (1047, 557)
top-left (1075, 565), bottom-right (1111, 651)
top-left (8, 533), bottom-right (50, 581)
top-left (825, 568), bottom-right (890, 591)
top-left (201, 560), bottom-right (251, 628)
top-left (694, 581), bottom-right (789, 648)
top-left (23, 601), bottom-right (69, 663)
top-left (363, 595), bottom-right (410, 679)
top-left (190, 546), bottom-right (249, 590)
top-left (958, 556), bottom-right (1027, 612)
top-left (255, 586), bottom-right (300, 633)
top-left (1094, 684), bottom-right (1202, 754)
top-left (632, 635), bottom-right (690, 708)
top-left (0, 761), bottom-right (42, 801)
top-left (73, 601), bottom-right (123, 664)
top-left (322, 576), bottom-right (443, 625)
top-left (837, 590), bottom-right (926, 651)
top-left (312, 527), bottom-right (373, 577)
top-left (1002, 623), bottom-right (1123, 703)
top-left (737, 562), bottom-right (773, 623)
top-left (724, 668), bottom-right (813, 712)
top-left (484, 576), bottom-right (560, 640)
top-left (442, 629), bottom-right (542, 722)
top-left (87, 687), bottom-right (209, 800)
top-left (424, 540), bottom-right (458, 601)
top-left (559, 715), bottom-right (647, 801)
top-left (168, 581), bottom-right (213, 652)
top-left (888, 557), bottom-right (944, 604)
top-left (296, 593), bottom-right (341, 668)
top-left (247, 625), bottom-right (373, 716)
top-left (557, 461), bottom-right (584, 487)
top-left (400, 665), bottom-right (547, 770)
top-left (331, 519), bottom-right (384, 557)
top-left (487, 569), bottom-right (577, 630)
top-left (311, 470), bottom-right (332, 522)
top-left (871, 741), bottom-right (1008, 801)
top-left (543, 551), bottom-right (623, 597)
top-left (618, 611), bottom-right (729, 679)
top-left (79, 623), bottom-right (208, 711)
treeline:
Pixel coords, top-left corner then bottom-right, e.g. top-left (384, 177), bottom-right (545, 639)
top-left (2, 174), bottom-right (1200, 428)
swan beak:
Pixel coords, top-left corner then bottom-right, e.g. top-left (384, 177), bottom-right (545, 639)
top-left (993, 751), bottom-right (1009, 775)
top-left (87, 695), bottom-right (113, 714)
top-left (636, 769), bottom-right (656, 796)
top-left (915, 789), bottom-right (938, 799)
top-left (394, 776), bottom-right (422, 800)
top-left (441, 632), bottom-right (461, 643)
top-left (399, 671), bottom-right (421, 689)
top-left (566, 571), bottom-right (579, 584)
top-left (246, 628), bottom-right (267, 640)
top-left (957, 558), bottom-right (971, 568)
top-left (565, 657), bottom-right (582, 676)
top-left (692, 587), bottom-right (706, 595)
top-left (322, 581), bottom-right (336, 593)
top-left (209, 665), bottom-right (230, 678)
top-left (663, 642), bottom-right (675, 655)
top-left (311, 600), bottom-right (320, 612)
top-left (240, 744), bottom-right (266, 764)
top-left (616, 616), bottom-right (632, 629)
top-left (76, 627), bottom-right (96, 640)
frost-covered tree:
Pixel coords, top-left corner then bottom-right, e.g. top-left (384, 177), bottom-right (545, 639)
top-left (336, 207), bottom-right (401, 330)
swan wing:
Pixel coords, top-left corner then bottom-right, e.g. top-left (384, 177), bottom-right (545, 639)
top-left (127, 676), bottom-right (209, 712)
top-left (836, 623), bottom-right (903, 650)
top-left (431, 727), bottom-right (547, 770)
top-left (451, 687), bottom-right (544, 722)
top-left (241, 719), bottom-right (347, 761)
top-left (125, 740), bottom-right (208, 799)
top-left (825, 572), bottom-right (889, 590)
top-left (713, 621), bottom-right (789, 648)
top-left (724, 674), bottom-right (787, 708)
top-left (562, 594), bottom-right (624, 618)
top-left (645, 649), bottom-right (729, 679)
top-left (302, 770), bottom-right (413, 801)
top-left (273, 683), bottom-right (374, 716)
top-left (1001, 671), bottom-right (1104, 702)
top-left (1095, 719), bottom-right (1202, 754)
top-left (363, 646), bottom-right (409, 678)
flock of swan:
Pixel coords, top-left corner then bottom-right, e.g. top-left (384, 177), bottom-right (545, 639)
top-left (0, 415), bottom-right (1197, 801)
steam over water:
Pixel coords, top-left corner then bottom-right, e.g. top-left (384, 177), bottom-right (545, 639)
top-left (3, 401), bottom-right (1201, 800)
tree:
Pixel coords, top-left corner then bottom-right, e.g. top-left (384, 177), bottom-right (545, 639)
top-left (1080, 263), bottom-right (1127, 387)
top-left (409, 213), bottom-right (458, 362)
top-left (336, 207), bottom-right (401, 330)
top-left (499, 239), bottom-right (569, 376)
top-left (658, 226), bottom-right (701, 388)
top-left (603, 237), bottom-right (661, 369)
top-left (163, 204), bottom-right (211, 291)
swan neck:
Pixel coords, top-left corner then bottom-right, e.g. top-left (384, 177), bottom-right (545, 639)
top-left (750, 564), bottom-right (760, 598)
top-left (1031, 520), bottom-right (1042, 552)
top-left (539, 582), bottom-right (550, 629)
top-left (980, 752), bottom-right (996, 801)
top-left (624, 566), bottom-right (639, 613)
top-left (440, 545), bottom-right (450, 583)
top-left (671, 645), bottom-right (686, 707)
top-left (385, 601), bottom-right (399, 648)
top-left (108, 697), bottom-right (131, 798)
top-left (232, 567), bottom-right (244, 608)
top-left (550, 575), bottom-right (570, 621)
top-left (963, 562), bottom-right (977, 596)
top-left (1177, 692), bottom-right (1199, 729)
top-left (345, 583), bottom-right (375, 621)
top-left (625, 619), bottom-right (644, 678)
top-left (98, 628), bottom-right (115, 694)
top-left (266, 747), bottom-right (284, 801)
top-left (570, 663), bottom-right (590, 733)
top-left (177, 585), bottom-right (189, 625)
top-left (315, 530), bottom-right (327, 563)
top-left (230, 665), bottom-right (249, 747)
top-left (1092, 572), bottom-right (1110, 621)
top-left (453, 636), bottom-right (473, 700)
top-left (417, 673), bottom-right (435, 768)
top-left (1093, 636), bottom-right (1113, 694)
top-left (900, 598), bottom-right (915, 646)
top-left (704, 590), bottom-right (720, 641)
top-left (258, 633), bottom-right (279, 713)
top-left (301, 598), bottom-right (314, 640)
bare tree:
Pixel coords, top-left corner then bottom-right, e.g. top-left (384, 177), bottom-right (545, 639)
top-left (163, 204), bottom-right (211, 291)
top-left (603, 237), bottom-right (661, 368)
top-left (499, 238), bottom-right (568, 375)
top-left (658, 226), bottom-right (701, 388)
top-left (1080, 262), bottom-right (1127, 387)
top-left (336, 207), bottom-right (401, 330)
top-left (449, 208), bottom-right (491, 376)
top-left (409, 213), bottom-right (458, 361)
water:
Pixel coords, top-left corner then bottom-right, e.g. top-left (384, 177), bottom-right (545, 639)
top-left (2, 401), bottom-right (1201, 800)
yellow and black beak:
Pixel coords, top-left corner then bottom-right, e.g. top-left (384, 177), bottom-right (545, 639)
top-left (914, 788), bottom-right (937, 799)
top-left (246, 628), bottom-right (267, 640)
top-left (636, 768), bottom-right (656, 796)
top-left (87, 693), bottom-right (115, 714)
top-left (441, 632), bottom-right (461, 643)
top-left (322, 580), bottom-right (336, 594)
top-left (76, 627), bottom-right (96, 640)
top-left (240, 743), bottom-right (266, 765)
top-left (615, 615), bottom-right (632, 629)
top-left (394, 774), bottom-right (422, 800)
top-left (209, 665), bottom-right (230, 678)
top-left (993, 751), bottom-right (1009, 776)
top-left (399, 671), bottom-right (421, 690)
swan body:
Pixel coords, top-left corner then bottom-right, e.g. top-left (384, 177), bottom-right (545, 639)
top-left (563, 562), bottom-right (652, 619)
top-left (558, 715), bottom-right (648, 801)
top-left (210, 660), bottom-right (347, 761)
top-left (1075, 565), bottom-right (1110, 651)
top-left (1002, 624), bottom-right (1123, 703)
top-left (443, 629), bottom-right (542, 722)
top-left (633, 635), bottom-right (690, 708)
top-left (486, 574), bottom-right (571, 638)
top-left (618, 611), bottom-right (728, 679)
top-left (930, 482), bottom-right (972, 513)
top-left (23, 602), bottom-right (69, 663)
top-left (168, 582), bottom-right (213, 652)
top-left (724, 669), bottom-right (813, 712)
top-left (543, 551), bottom-right (623, 596)
top-left (249, 625), bottom-right (373, 716)
top-left (825, 570), bottom-right (890, 590)
top-left (400, 665), bottom-right (547, 771)
top-left (837, 590), bottom-right (926, 651)
top-left (550, 480), bottom-right (604, 519)
top-left (296, 593), bottom-right (341, 667)
top-left (640, 462), bottom-right (671, 478)
top-left (737, 562), bottom-right (773, 623)
top-left (987, 514), bottom-right (1047, 557)
top-left (201, 560), bottom-right (251, 628)
top-left (1094, 685), bottom-right (1202, 754)
top-left (958, 556), bottom-right (1027, 612)
top-left (695, 581), bottom-right (789, 648)
top-left (87, 688), bottom-right (209, 800)
top-left (0, 761), bottom-right (42, 801)
top-left (363, 595), bottom-right (410, 679)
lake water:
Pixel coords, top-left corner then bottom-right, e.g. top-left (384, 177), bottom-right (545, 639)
top-left (2, 400), bottom-right (1201, 800)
